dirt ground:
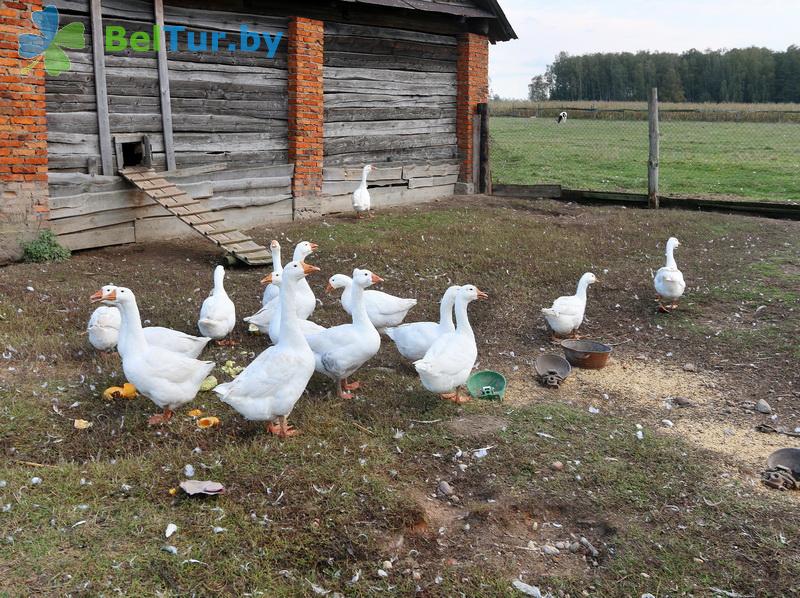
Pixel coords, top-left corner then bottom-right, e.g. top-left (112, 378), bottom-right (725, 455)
top-left (0, 196), bottom-right (798, 596)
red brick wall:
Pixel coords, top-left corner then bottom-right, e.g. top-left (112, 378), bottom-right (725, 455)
top-left (287, 16), bottom-right (324, 208)
top-left (0, 0), bottom-right (49, 261)
top-left (456, 33), bottom-right (489, 185)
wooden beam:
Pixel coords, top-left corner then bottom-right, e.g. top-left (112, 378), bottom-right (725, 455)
top-left (154, 0), bottom-right (176, 171)
top-left (90, 0), bottom-right (113, 175)
top-left (648, 87), bottom-right (660, 209)
top-left (477, 102), bottom-right (490, 194)
top-left (471, 112), bottom-right (480, 188)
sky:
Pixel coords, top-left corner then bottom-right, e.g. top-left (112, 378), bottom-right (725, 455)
top-left (490, 0), bottom-right (800, 99)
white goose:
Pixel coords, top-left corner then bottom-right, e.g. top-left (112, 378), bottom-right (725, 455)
top-left (91, 286), bottom-right (214, 425)
top-left (262, 270), bottom-right (326, 344)
top-left (327, 273), bottom-right (417, 333)
top-left (654, 237), bottom-right (686, 312)
top-left (88, 285), bottom-right (210, 358)
top-left (352, 164), bottom-right (373, 219)
top-left (214, 261), bottom-right (319, 437)
top-left (87, 303), bottom-right (121, 352)
top-left (385, 285), bottom-right (460, 361)
top-left (306, 268), bottom-right (382, 399)
top-left (244, 241), bottom-right (318, 332)
top-left (198, 265), bottom-right (236, 344)
top-left (414, 285), bottom-right (488, 404)
top-left (541, 272), bottom-right (597, 338)
top-left (261, 240), bottom-right (282, 306)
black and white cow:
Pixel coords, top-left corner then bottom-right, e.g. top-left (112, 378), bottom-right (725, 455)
top-left (556, 111), bottom-right (568, 124)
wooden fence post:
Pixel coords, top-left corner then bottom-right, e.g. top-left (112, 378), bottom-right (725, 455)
top-left (90, 0), bottom-right (113, 175)
top-left (154, 0), bottom-right (176, 171)
top-left (477, 102), bottom-right (490, 194)
top-left (648, 87), bottom-right (660, 209)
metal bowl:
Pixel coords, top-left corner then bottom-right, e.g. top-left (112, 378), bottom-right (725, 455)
top-left (534, 354), bottom-right (572, 388)
top-left (534, 354), bottom-right (572, 379)
top-left (767, 448), bottom-right (800, 476)
top-left (560, 339), bottom-right (612, 369)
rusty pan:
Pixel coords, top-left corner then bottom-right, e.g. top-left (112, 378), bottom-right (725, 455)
top-left (560, 339), bottom-right (612, 369)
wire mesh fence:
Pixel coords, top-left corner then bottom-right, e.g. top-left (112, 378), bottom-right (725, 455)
top-left (490, 102), bottom-right (800, 203)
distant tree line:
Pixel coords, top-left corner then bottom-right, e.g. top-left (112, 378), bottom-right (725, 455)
top-left (529, 47), bottom-right (800, 103)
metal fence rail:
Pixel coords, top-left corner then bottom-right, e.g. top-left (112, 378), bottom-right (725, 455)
top-left (490, 91), bottom-right (800, 204)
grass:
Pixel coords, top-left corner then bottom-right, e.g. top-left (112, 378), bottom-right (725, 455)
top-left (1, 199), bottom-right (799, 595)
top-left (491, 116), bottom-right (800, 202)
top-left (491, 99), bottom-right (800, 122)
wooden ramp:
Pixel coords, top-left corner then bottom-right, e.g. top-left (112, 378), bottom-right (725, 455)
top-left (120, 167), bottom-right (270, 266)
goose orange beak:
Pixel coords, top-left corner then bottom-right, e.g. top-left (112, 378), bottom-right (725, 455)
top-left (476, 289), bottom-right (489, 300)
top-left (302, 262), bottom-right (320, 276)
top-left (371, 274), bottom-right (384, 284)
top-left (309, 243), bottom-right (319, 251)
top-left (261, 273), bottom-right (273, 285)
top-left (90, 289), bottom-right (115, 302)
top-left (325, 282), bottom-right (334, 293)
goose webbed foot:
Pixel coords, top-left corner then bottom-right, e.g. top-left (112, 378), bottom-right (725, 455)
top-left (442, 389), bottom-right (470, 404)
top-left (343, 379), bottom-right (361, 391)
top-left (147, 409), bottom-right (174, 426)
top-left (338, 380), bottom-right (354, 399)
top-left (657, 301), bottom-right (674, 313)
top-left (267, 417), bottom-right (300, 438)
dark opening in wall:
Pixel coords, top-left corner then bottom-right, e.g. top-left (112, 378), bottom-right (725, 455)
top-left (121, 141), bottom-right (144, 167)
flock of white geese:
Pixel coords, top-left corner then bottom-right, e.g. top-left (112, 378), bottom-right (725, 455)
top-left (87, 236), bottom-right (685, 437)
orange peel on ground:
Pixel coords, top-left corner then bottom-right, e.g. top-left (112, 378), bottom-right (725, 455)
top-left (197, 416), bottom-right (220, 429)
top-left (187, 409), bottom-right (204, 417)
top-left (101, 383), bottom-right (138, 400)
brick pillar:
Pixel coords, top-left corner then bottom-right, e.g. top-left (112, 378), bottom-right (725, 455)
top-left (0, 0), bottom-right (49, 263)
top-left (287, 16), bottom-right (324, 218)
top-left (456, 33), bottom-right (489, 189)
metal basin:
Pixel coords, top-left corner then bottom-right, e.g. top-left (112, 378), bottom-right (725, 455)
top-left (534, 354), bottom-right (572, 386)
top-left (767, 448), bottom-right (800, 476)
top-left (560, 339), bottom-right (612, 369)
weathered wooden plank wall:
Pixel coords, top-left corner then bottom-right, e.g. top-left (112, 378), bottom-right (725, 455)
top-left (45, 0), bottom-right (99, 172)
top-left (49, 164), bottom-right (294, 250)
top-left (323, 21), bottom-right (459, 167)
top-left (162, 3), bottom-right (289, 169)
top-left (321, 21), bottom-right (459, 211)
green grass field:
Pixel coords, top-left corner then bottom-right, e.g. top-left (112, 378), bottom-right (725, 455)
top-left (491, 117), bottom-right (800, 201)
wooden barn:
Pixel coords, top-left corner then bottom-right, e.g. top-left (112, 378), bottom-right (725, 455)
top-left (1, 0), bottom-right (514, 263)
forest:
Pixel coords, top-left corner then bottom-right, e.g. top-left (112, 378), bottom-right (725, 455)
top-left (529, 46), bottom-right (800, 103)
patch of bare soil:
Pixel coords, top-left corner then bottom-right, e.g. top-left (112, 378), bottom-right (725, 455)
top-left (501, 359), bottom-right (800, 502)
top-left (445, 415), bottom-right (510, 440)
top-left (392, 489), bottom-right (609, 583)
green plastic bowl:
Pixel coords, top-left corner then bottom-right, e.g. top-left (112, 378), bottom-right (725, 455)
top-left (467, 370), bottom-right (507, 401)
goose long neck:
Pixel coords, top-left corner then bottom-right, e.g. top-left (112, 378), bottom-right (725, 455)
top-left (341, 278), bottom-right (353, 307)
top-left (360, 167), bottom-right (369, 187)
top-left (438, 292), bottom-right (456, 329)
top-left (118, 300), bottom-right (147, 352)
top-left (665, 244), bottom-right (677, 269)
top-left (454, 295), bottom-right (473, 337)
top-left (278, 275), bottom-right (304, 346)
top-left (272, 246), bottom-right (282, 273)
top-left (575, 278), bottom-right (589, 300)
top-left (213, 269), bottom-right (225, 296)
top-left (349, 282), bottom-right (371, 328)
